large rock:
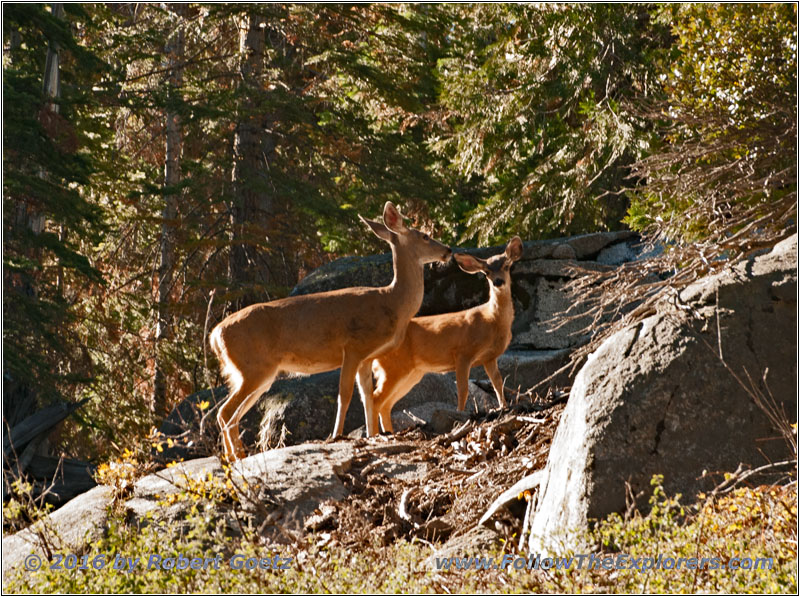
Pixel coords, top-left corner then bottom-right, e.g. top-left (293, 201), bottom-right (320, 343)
top-left (254, 372), bottom-right (362, 449)
top-left (233, 443), bottom-right (355, 530)
top-left (129, 443), bottom-right (357, 536)
top-left (529, 235), bottom-right (797, 554)
top-left (2, 485), bottom-right (115, 577)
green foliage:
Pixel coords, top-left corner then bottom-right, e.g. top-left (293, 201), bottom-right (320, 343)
top-left (625, 3), bottom-right (797, 245)
top-left (6, 475), bottom-right (795, 593)
top-left (432, 4), bottom-right (671, 243)
top-left (2, 476), bottom-right (55, 534)
top-left (579, 478), bottom-right (797, 593)
top-left (281, 4), bottom-right (458, 252)
top-left (3, 4), bottom-right (107, 407)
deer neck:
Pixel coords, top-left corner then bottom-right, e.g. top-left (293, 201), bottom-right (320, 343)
top-left (487, 285), bottom-right (514, 324)
top-left (387, 244), bottom-right (425, 322)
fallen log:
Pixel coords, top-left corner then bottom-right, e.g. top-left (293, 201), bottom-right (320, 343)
top-left (3, 399), bottom-right (88, 461)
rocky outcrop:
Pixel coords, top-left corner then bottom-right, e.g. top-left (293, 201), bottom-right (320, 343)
top-left (9, 233), bottom-right (794, 575)
top-left (528, 234), bottom-right (798, 554)
top-left (130, 443), bottom-right (358, 534)
top-left (3, 437), bottom-right (457, 575)
top-left (2, 485), bottom-right (115, 577)
top-left (3, 442), bottom-right (361, 575)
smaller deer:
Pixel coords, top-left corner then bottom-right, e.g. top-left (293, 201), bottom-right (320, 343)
top-left (370, 236), bottom-right (523, 434)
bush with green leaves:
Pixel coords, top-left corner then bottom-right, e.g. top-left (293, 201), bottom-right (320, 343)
top-left (626, 3), bottom-right (796, 249)
top-left (5, 474), bottom-right (795, 594)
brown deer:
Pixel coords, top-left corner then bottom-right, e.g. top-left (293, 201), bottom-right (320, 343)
top-left (210, 202), bottom-right (451, 460)
top-left (370, 236), bottom-right (523, 434)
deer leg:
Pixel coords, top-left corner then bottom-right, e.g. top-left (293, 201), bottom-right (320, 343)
top-left (371, 379), bottom-right (384, 436)
top-left (217, 381), bottom-right (266, 462)
top-left (373, 361), bottom-right (399, 433)
top-left (332, 353), bottom-right (360, 439)
top-left (378, 373), bottom-right (424, 433)
top-left (356, 360), bottom-right (376, 437)
top-left (483, 359), bottom-right (507, 408)
top-left (217, 372), bottom-right (275, 462)
top-left (374, 377), bottom-right (404, 434)
top-left (455, 359), bottom-right (472, 411)
top-left (373, 369), bottom-right (400, 433)
top-left (217, 384), bottom-right (246, 462)
top-left (229, 374), bottom-right (276, 454)
top-left (377, 406), bottom-right (392, 434)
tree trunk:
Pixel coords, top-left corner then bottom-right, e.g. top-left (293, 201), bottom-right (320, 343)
top-left (42, 4), bottom-right (62, 108)
top-left (46, 5), bottom-right (68, 297)
top-left (227, 11), bottom-right (279, 313)
top-left (153, 3), bottom-right (185, 418)
top-left (16, 3), bottom-right (63, 237)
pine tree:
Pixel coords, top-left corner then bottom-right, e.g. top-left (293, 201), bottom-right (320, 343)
top-left (3, 4), bottom-right (105, 422)
top-left (431, 4), bottom-right (671, 243)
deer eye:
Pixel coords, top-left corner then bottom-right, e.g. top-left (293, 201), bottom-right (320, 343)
top-left (423, 234), bottom-right (430, 241)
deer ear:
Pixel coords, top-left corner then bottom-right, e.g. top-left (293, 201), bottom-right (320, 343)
top-left (383, 202), bottom-right (407, 233)
top-left (359, 215), bottom-right (394, 243)
top-left (505, 236), bottom-right (523, 262)
top-left (454, 253), bottom-right (485, 274)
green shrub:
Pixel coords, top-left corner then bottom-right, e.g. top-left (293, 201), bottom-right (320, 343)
top-left (5, 476), bottom-right (796, 593)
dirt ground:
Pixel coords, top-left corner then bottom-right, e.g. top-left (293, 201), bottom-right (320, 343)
top-left (302, 389), bottom-right (568, 551)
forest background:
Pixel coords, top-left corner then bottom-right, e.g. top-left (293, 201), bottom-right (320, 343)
top-left (3, 3), bottom-right (796, 462)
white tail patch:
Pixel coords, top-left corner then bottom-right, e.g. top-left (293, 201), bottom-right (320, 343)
top-left (210, 325), bottom-right (242, 394)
